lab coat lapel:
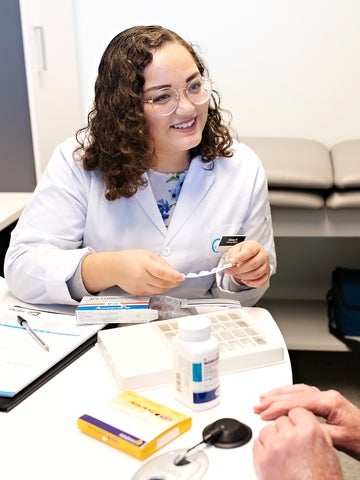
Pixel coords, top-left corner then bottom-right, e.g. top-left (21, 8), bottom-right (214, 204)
top-left (134, 182), bottom-right (167, 235)
top-left (167, 160), bottom-right (215, 239)
top-left (133, 162), bottom-right (215, 240)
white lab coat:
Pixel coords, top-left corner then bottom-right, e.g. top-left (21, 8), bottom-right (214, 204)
top-left (4, 136), bottom-right (276, 305)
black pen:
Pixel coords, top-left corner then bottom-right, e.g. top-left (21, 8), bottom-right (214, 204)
top-left (17, 315), bottom-right (50, 352)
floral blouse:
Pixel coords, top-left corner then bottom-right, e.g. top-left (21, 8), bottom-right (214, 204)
top-left (148, 169), bottom-right (188, 227)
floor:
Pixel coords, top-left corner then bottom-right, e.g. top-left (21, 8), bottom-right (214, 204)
top-left (289, 350), bottom-right (360, 479)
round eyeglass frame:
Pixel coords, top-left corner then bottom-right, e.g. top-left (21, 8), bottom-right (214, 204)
top-left (143, 77), bottom-right (213, 116)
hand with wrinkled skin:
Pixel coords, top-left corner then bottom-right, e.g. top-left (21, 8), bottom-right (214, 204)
top-left (82, 249), bottom-right (185, 296)
top-left (225, 240), bottom-right (270, 287)
top-left (253, 407), bottom-right (344, 480)
top-left (253, 383), bottom-right (360, 461)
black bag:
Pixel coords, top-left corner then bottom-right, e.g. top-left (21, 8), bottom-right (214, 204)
top-left (327, 267), bottom-right (360, 350)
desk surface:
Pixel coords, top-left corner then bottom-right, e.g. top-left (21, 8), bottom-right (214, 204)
top-left (0, 279), bottom-right (292, 480)
top-left (0, 192), bottom-right (33, 230)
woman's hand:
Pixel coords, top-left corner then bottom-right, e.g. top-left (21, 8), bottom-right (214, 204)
top-left (225, 240), bottom-right (270, 287)
top-left (82, 249), bottom-right (185, 296)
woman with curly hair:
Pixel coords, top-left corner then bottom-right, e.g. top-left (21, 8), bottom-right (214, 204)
top-left (5, 25), bottom-right (276, 306)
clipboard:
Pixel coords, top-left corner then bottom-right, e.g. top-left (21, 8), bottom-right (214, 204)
top-left (0, 306), bottom-right (107, 412)
top-left (0, 332), bottom-right (97, 412)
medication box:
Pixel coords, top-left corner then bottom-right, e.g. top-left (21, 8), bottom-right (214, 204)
top-left (75, 295), bottom-right (158, 324)
top-left (77, 390), bottom-right (192, 460)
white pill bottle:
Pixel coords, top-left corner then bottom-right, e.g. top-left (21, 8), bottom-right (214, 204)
top-left (172, 315), bottom-right (220, 411)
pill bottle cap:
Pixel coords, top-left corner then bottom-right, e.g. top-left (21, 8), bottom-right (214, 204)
top-left (178, 316), bottom-right (211, 342)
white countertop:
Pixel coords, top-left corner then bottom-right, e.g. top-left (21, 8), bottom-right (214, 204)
top-left (0, 277), bottom-right (293, 479)
top-left (0, 192), bottom-right (33, 230)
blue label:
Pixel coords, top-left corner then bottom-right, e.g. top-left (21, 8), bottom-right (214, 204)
top-left (192, 363), bottom-right (202, 382)
top-left (193, 387), bottom-right (219, 404)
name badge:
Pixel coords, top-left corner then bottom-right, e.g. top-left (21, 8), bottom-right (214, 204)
top-left (214, 235), bottom-right (246, 253)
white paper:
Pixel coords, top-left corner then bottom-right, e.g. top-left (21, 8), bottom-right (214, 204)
top-left (0, 307), bottom-right (104, 397)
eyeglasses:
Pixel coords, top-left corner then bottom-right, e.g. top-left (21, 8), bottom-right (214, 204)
top-left (143, 77), bottom-right (212, 116)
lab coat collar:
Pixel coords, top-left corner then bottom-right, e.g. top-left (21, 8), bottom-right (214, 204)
top-left (134, 159), bottom-right (215, 241)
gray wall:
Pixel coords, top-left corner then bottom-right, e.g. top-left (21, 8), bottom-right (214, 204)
top-left (0, 0), bottom-right (36, 191)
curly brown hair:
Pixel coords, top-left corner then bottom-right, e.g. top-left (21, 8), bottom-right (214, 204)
top-left (75, 25), bottom-right (234, 201)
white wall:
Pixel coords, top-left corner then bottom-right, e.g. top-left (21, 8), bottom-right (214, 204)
top-left (74, 0), bottom-right (360, 148)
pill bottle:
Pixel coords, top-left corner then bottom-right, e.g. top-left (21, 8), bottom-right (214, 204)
top-left (172, 315), bottom-right (220, 411)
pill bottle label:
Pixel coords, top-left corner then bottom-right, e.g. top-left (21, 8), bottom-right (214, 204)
top-left (173, 339), bottom-right (220, 411)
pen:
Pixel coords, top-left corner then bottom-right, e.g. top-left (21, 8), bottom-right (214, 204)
top-left (17, 315), bottom-right (50, 352)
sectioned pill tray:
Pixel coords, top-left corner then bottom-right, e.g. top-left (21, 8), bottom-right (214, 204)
top-left (96, 307), bottom-right (286, 391)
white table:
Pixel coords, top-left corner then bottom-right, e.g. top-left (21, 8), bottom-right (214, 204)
top-left (0, 278), bottom-right (292, 479)
top-left (0, 192), bottom-right (33, 230)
